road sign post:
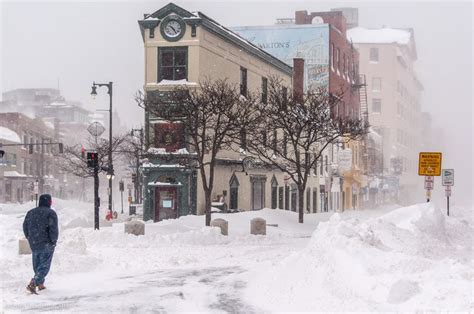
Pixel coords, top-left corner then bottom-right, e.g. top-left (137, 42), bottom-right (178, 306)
top-left (442, 169), bottom-right (454, 216)
top-left (419, 152), bottom-right (442, 203)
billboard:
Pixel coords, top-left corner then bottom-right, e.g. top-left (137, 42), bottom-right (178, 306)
top-left (232, 24), bottom-right (330, 90)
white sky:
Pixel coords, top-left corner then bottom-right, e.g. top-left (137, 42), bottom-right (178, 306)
top-left (1, 0), bottom-right (473, 204)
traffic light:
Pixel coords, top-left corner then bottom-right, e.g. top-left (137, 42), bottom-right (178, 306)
top-left (58, 143), bottom-right (64, 154)
top-left (119, 180), bottom-right (124, 192)
top-left (131, 173), bottom-right (137, 184)
top-left (87, 152), bottom-right (98, 168)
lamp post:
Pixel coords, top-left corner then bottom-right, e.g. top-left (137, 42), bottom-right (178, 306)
top-left (91, 81), bottom-right (114, 216)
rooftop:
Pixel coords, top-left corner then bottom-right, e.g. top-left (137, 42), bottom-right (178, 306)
top-left (347, 27), bottom-right (411, 45)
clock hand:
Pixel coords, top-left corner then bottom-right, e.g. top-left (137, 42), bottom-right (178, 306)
top-left (169, 25), bottom-right (177, 33)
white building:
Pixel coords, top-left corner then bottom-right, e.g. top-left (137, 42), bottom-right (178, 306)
top-left (347, 27), bottom-right (424, 204)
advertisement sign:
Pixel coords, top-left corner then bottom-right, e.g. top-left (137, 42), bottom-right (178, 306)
top-left (337, 149), bottom-right (352, 172)
top-left (442, 169), bottom-right (454, 186)
top-left (231, 24), bottom-right (330, 91)
top-left (418, 152), bottom-right (442, 176)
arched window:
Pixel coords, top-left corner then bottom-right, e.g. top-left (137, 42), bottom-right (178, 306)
top-left (271, 175), bottom-right (278, 209)
top-left (229, 174), bottom-right (239, 210)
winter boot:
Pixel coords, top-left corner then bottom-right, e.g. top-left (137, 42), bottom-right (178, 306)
top-left (38, 284), bottom-right (46, 291)
top-left (26, 280), bottom-right (37, 295)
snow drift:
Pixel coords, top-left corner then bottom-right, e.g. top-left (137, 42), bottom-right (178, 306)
top-left (244, 203), bottom-right (472, 311)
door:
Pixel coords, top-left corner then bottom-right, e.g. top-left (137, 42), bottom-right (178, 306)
top-left (251, 180), bottom-right (265, 210)
top-left (155, 187), bottom-right (177, 221)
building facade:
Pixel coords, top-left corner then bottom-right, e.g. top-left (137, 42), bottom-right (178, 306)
top-left (138, 3), bottom-right (339, 221)
top-left (347, 27), bottom-right (424, 204)
top-left (0, 113), bottom-right (59, 202)
top-left (233, 9), bottom-right (366, 211)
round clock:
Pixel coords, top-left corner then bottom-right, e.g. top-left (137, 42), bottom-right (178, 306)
top-left (164, 20), bottom-right (182, 38)
top-left (160, 16), bottom-right (185, 42)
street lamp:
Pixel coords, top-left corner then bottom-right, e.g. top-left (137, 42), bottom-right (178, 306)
top-left (91, 81), bottom-right (114, 216)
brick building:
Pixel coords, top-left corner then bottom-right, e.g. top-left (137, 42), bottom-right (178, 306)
top-left (233, 9), bottom-right (366, 211)
top-left (0, 113), bottom-right (60, 202)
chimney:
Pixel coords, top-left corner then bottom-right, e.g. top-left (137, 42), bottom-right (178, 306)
top-left (293, 58), bottom-right (304, 102)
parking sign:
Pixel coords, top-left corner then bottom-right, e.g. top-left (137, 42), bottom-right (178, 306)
top-left (442, 169), bottom-right (454, 186)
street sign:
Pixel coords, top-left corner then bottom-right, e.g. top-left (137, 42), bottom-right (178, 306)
top-left (442, 169), bottom-right (454, 186)
top-left (33, 181), bottom-right (39, 194)
top-left (424, 176), bottom-right (434, 190)
top-left (424, 181), bottom-right (433, 190)
top-left (87, 122), bottom-right (106, 137)
top-left (418, 152), bottom-right (442, 176)
top-left (445, 185), bottom-right (451, 195)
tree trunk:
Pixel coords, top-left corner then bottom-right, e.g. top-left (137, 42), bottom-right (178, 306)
top-left (204, 190), bottom-right (212, 226)
top-left (298, 186), bottom-right (305, 223)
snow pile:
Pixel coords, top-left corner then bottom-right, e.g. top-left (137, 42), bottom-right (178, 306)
top-left (0, 126), bottom-right (21, 143)
top-left (244, 203), bottom-right (472, 311)
top-left (347, 27), bottom-right (411, 45)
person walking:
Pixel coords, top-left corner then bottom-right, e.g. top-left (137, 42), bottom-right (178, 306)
top-left (23, 194), bottom-right (58, 294)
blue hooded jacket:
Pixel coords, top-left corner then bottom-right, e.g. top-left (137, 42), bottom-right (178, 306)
top-left (23, 194), bottom-right (59, 250)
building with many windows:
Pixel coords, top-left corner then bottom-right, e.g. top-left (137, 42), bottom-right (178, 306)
top-left (233, 9), bottom-right (366, 211)
top-left (137, 3), bottom-right (331, 221)
top-left (0, 113), bottom-right (59, 202)
top-left (347, 26), bottom-right (424, 204)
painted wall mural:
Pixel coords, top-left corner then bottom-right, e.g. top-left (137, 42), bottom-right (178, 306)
top-left (232, 24), bottom-right (330, 90)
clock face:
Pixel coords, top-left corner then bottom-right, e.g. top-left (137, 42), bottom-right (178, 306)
top-left (164, 20), bottom-right (182, 38)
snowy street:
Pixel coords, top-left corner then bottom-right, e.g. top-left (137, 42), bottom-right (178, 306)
top-left (1, 200), bottom-right (472, 312)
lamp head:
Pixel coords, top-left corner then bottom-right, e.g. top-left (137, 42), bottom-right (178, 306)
top-left (91, 85), bottom-right (98, 99)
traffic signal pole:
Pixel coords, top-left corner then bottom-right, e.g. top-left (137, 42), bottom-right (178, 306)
top-left (94, 162), bottom-right (100, 230)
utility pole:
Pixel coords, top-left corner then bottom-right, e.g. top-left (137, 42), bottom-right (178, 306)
top-left (94, 161), bottom-right (100, 230)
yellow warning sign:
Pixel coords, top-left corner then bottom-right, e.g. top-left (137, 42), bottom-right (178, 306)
top-left (418, 152), bottom-right (442, 176)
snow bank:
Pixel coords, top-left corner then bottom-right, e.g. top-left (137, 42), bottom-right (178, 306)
top-left (244, 203), bottom-right (473, 311)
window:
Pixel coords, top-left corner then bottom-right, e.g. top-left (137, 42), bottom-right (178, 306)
top-left (370, 47), bottom-right (379, 62)
top-left (278, 186), bottom-right (284, 209)
top-left (272, 129), bottom-right (278, 152)
top-left (23, 135), bottom-right (28, 149)
top-left (158, 47), bottom-right (187, 81)
top-left (372, 98), bottom-right (381, 113)
top-left (240, 67), bottom-right (247, 96)
top-left (282, 86), bottom-right (288, 100)
top-left (331, 43), bottom-right (335, 69)
top-left (325, 155), bottom-right (328, 173)
top-left (306, 188), bottom-right (311, 213)
top-left (240, 128), bottom-right (247, 150)
top-left (283, 133), bottom-right (288, 157)
top-left (261, 77), bottom-right (268, 104)
top-left (336, 48), bottom-right (340, 70)
top-left (372, 77), bottom-right (382, 91)
top-left (343, 53), bottom-right (346, 75)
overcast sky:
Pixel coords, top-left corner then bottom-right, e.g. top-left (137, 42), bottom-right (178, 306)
top-left (1, 1), bottom-right (472, 204)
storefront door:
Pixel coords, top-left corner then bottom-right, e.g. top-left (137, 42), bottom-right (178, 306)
top-left (155, 187), bottom-right (177, 221)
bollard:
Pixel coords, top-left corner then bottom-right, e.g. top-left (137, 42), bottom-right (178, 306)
top-left (250, 218), bottom-right (266, 235)
top-left (124, 220), bottom-right (145, 236)
top-left (210, 218), bottom-right (228, 236)
top-left (19, 238), bottom-right (32, 255)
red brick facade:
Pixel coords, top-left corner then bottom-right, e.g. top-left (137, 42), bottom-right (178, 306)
top-left (295, 10), bottom-right (360, 119)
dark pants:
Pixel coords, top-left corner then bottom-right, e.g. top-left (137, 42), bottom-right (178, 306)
top-left (31, 244), bottom-right (55, 286)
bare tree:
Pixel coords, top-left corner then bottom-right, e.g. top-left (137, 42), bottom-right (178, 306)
top-left (57, 135), bottom-right (128, 178)
top-left (247, 78), bottom-right (368, 223)
top-left (138, 79), bottom-right (255, 226)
